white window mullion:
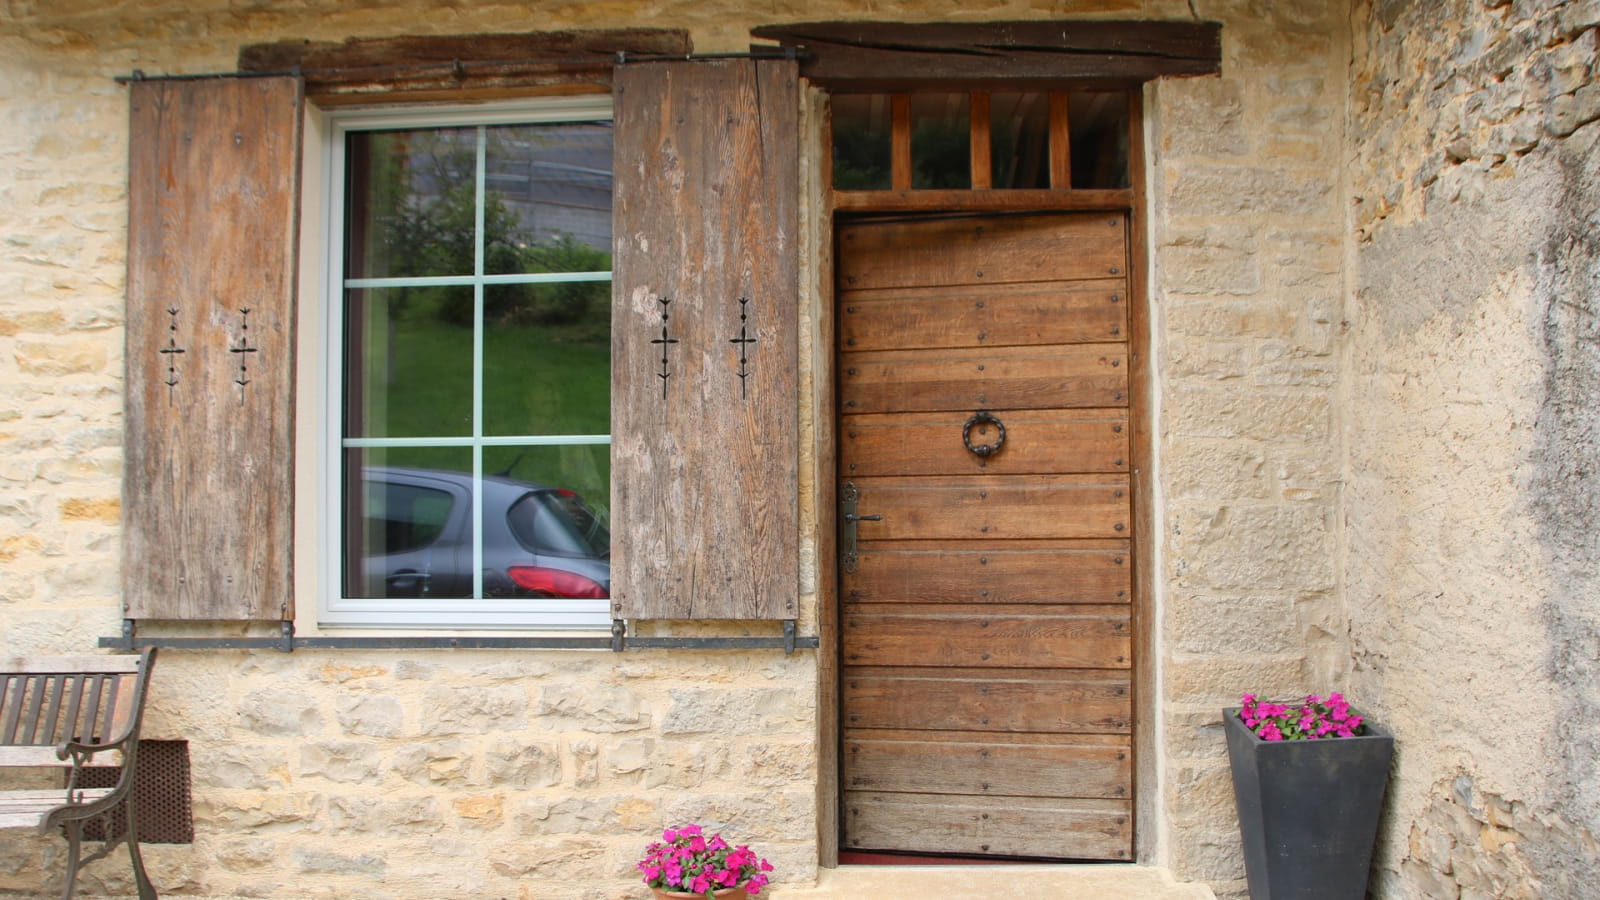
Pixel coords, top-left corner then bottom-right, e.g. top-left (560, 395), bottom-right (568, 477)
top-left (471, 124), bottom-right (488, 602)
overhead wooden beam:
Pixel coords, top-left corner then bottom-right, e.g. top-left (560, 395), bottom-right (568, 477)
top-left (239, 29), bottom-right (692, 100)
top-left (751, 20), bottom-right (1220, 89)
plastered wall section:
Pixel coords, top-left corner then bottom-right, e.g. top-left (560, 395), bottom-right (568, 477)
top-left (1345, 1), bottom-right (1600, 897)
top-left (1, 1), bottom-right (1353, 897)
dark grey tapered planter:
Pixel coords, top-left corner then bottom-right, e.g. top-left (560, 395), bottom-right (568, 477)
top-left (1223, 708), bottom-right (1394, 900)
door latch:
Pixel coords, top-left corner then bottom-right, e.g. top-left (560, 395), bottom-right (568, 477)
top-left (840, 481), bottom-right (881, 574)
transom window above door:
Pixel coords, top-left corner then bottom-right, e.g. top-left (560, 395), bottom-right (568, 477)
top-left (830, 89), bottom-right (1133, 207)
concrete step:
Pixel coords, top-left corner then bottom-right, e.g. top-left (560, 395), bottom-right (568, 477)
top-left (767, 864), bottom-right (1216, 900)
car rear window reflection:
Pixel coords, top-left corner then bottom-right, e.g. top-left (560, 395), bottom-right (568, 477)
top-left (506, 490), bottom-right (610, 558)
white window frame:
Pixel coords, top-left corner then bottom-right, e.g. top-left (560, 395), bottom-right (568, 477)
top-left (317, 96), bottom-right (615, 630)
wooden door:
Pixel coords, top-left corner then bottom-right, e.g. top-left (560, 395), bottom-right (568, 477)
top-left (838, 211), bottom-right (1135, 861)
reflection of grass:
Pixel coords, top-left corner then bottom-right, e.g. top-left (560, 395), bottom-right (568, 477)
top-left (361, 299), bottom-right (612, 519)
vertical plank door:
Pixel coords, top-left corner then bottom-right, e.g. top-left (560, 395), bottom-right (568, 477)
top-left (838, 211), bottom-right (1135, 860)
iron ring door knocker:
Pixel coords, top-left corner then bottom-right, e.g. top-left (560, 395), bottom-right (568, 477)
top-left (962, 410), bottom-right (1006, 458)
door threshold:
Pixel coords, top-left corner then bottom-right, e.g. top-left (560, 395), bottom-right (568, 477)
top-left (838, 850), bottom-right (1101, 866)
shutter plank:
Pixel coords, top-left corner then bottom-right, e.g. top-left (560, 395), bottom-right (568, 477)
top-left (611, 59), bottom-right (800, 620)
top-left (840, 278), bottom-right (1127, 351)
top-left (124, 77), bottom-right (302, 621)
top-left (843, 792), bottom-right (1132, 859)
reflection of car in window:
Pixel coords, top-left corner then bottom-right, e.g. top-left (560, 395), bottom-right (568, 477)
top-left (353, 466), bottom-right (609, 600)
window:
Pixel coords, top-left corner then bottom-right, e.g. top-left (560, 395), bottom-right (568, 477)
top-left (321, 97), bottom-right (615, 629)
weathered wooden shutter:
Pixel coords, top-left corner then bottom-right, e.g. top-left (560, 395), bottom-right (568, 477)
top-left (122, 77), bottom-right (303, 621)
top-left (611, 59), bottom-right (800, 620)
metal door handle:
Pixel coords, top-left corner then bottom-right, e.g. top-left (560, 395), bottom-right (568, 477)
top-left (844, 513), bottom-right (882, 522)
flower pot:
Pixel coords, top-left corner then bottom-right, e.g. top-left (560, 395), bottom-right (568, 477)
top-left (1223, 707), bottom-right (1394, 900)
top-left (651, 886), bottom-right (749, 900)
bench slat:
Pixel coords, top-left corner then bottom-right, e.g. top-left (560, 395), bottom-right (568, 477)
top-left (0, 788), bottom-right (117, 828)
top-left (0, 656), bottom-right (143, 675)
top-left (0, 746), bottom-right (123, 767)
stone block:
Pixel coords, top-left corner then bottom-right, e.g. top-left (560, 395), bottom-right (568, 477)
top-left (422, 683), bottom-right (527, 735)
top-left (1166, 762), bottom-right (1237, 827)
top-left (1163, 437), bottom-right (1270, 501)
top-left (194, 792), bottom-right (323, 830)
top-left (393, 739), bottom-right (476, 787)
top-left (1165, 297), bottom-right (1292, 340)
top-left (451, 793), bottom-right (506, 829)
top-left (329, 795), bottom-right (444, 834)
top-left (293, 848), bottom-right (386, 876)
top-left (485, 738), bottom-right (562, 787)
top-left (215, 838), bottom-right (277, 872)
top-left (569, 738), bottom-right (600, 787)
top-left (192, 745), bottom-right (289, 791)
top-left (1169, 502), bottom-right (1335, 592)
top-left (299, 740), bottom-right (383, 784)
top-left (1172, 338), bottom-right (1254, 382)
top-left (335, 694), bottom-right (404, 737)
top-left (1166, 822), bottom-right (1246, 884)
top-left (57, 496), bottom-right (117, 522)
top-left (517, 796), bottom-right (620, 835)
top-left (1166, 163), bottom-right (1335, 218)
top-left (660, 686), bottom-right (808, 736)
top-left (12, 337), bottom-right (106, 375)
top-left (237, 689), bottom-right (322, 737)
top-left (1165, 384), bottom-right (1331, 442)
top-left (1164, 705), bottom-right (1233, 760)
top-left (1159, 77), bottom-right (1247, 158)
top-left (1157, 229), bottom-right (1263, 296)
top-left (642, 739), bottom-right (732, 789)
top-left (533, 682), bottom-right (648, 733)
top-left (1168, 594), bottom-right (1302, 654)
top-left (489, 838), bottom-right (607, 879)
top-left (1164, 652), bottom-right (1312, 707)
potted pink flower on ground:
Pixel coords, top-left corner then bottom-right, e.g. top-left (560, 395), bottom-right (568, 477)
top-left (1225, 692), bottom-right (1393, 900)
top-left (637, 824), bottom-right (774, 900)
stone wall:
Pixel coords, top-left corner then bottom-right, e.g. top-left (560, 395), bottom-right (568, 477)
top-left (1346, 0), bottom-right (1600, 897)
top-left (0, 0), bottom-right (1358, 896)
top-left (1146, 2), bottom-right (1351, 894)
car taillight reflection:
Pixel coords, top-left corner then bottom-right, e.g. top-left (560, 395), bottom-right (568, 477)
top-left (507, 565), bottom-right (608, 599)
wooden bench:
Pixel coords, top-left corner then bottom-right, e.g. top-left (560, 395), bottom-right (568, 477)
top-left (0, 649), bottom-right (158, 900)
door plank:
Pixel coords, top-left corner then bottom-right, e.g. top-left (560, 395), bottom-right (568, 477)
top-left (837, 213), bottom-right (1127, 291)
top-left (841, 279), bottom-right (1126, 351)
top-left (843, 604), bottom-right (1130, 669)
top-left (842, 409), bottom-right (1128, 476)
top-left (840, 343), bottom-right (1127, 413)
top-left (844, 729), bottom-right (1131, 799)
top-left (844, 547), bottom-right (1130, 605)
top-left (848, 474), bottom-right (1129, 541)
top-left (843, 792), bottom-right (1132, 859)
top-left (843, 666), bottom-right (1131, 733)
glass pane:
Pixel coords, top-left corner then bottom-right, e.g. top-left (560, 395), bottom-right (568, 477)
top-left (1070, 92), bottom-right (1131, 189)
top-left (345, 286), bottom-right (474, 439)
top-left (990, 92), bottom-right (1051, 189)
top-left (344, 446), bottom-right (474, 599)
top-left (481, 282), bottom-right (611, 437)
top-left (483, 444), bottom-right (610, 527)
top-left (911, 93), bottom-right (970, 190)
top-left (483, 445), bottom-right (610, 600)
top-left (483, 122), bottom-right (614, 276)
top-left (831, 94), bottom-right (892, 190)
top-left (345, 127), bottom-right (479, 279)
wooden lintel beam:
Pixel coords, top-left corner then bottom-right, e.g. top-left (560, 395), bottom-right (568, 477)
top-left (752, 20), bottom-right (1221, 86)
top-left (239, 28), bottom-right (691, 84)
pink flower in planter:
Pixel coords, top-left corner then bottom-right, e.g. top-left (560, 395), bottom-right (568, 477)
top-left (1238, 692), bottom-right (1370, 741)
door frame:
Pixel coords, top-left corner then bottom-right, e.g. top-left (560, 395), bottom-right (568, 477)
top-left (813, 88), bottom-right (1155, 866)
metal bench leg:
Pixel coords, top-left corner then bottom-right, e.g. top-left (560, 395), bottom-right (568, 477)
top-left (124, 794), bottom-right (158, 900)
top-left (59, 820), bottom-right (84, 900)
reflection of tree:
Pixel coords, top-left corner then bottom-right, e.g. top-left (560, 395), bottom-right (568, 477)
top-left (367, 128), bottom-right (612, 329)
